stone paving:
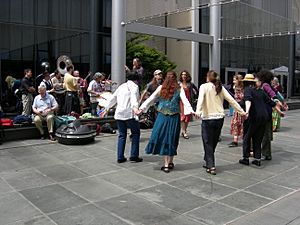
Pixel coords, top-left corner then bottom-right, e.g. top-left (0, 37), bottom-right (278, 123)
top-left (0, 110), bottom-right (300, 225)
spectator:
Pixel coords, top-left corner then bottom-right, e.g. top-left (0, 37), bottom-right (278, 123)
top-left (20, 68), bottom-right (35, 116)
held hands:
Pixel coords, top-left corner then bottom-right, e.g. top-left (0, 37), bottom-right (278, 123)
top-left (99, 110), bottom-right (107, 118)
top-left (133, 108), bottom-right (143, 116)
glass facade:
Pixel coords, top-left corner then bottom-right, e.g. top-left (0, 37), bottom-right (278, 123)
top-left (0, 0), bottom-right (112, 84)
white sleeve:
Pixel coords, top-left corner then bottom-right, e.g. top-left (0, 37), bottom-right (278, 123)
top-left (105, 88), bottom-right (118, 110)
top-left (196, 84), bottom-right (205, 115)
top-left (130, 83), bottom-right (140, 109)
top-left (139, 86), bottom-right (162, 112)
top-left (180, 87), bottom-right (195, 115)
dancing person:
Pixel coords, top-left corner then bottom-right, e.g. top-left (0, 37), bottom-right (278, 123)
top-left (256, 70), bottom-right (286, 160)
top-left (32, 85), bottom-right (58, 141)
top-left (63, 66), bottom-right (80, 114)
top-left (196, 70), bottom-right (246, 175)
top-left (179, 70), bottom-right (198, 139)
top-left (139, 71), bottom-right (195, 173)
top-left (271, 77), bottom-right (283, 132)
top-left (101, 71), bottom-right (143, 163)
top-left (228, 74), bottom-right (245, 147)
top-left (20, 68), bottom-right (35, 116)
top-left (239, 74), bottom-right (276, 167)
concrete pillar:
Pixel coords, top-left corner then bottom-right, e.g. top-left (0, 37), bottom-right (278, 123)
top-left (111, 0), bottom-right (126, 85)
top-left (191, 0), bottom-right (200, 86)
top-left (288, 34), bottom-right (295, 98)
top-left (209, 0), bottom-right (221, 74)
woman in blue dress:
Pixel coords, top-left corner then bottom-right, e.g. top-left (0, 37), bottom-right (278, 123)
top-left (139, 71), bottom-right (195, 173)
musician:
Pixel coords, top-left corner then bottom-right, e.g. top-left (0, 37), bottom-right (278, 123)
top-left (51, 70), bottom-right (65, 115)
top-left (73, 70), bottom-right (85, 114)
top-left (63, 65), bottom-right (80, 114)
top-left (39, 71), bottom-right (54, 93)
top-left (87, 72), bottom-right (106, 116)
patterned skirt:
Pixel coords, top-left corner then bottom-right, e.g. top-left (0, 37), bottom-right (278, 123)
top-left (230, 111), bottom-right (244, 136)
top-left (145, 112), bottom-right (181, 156)
top-left (272, 108), bottom-right (281, 130)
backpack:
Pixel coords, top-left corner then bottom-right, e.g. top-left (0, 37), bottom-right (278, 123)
top-left (54, 116), bottom-right (76, 129)
top-left (13, 115), bottom-right (32, 124)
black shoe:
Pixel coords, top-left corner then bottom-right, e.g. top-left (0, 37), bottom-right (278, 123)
top-left (129, 157), bottom-right (143, 163)
top-left (49, 133), bottom-right (56, 141)
top-left (117, 158), bottom-right (127, 163)
top-left (262, 156), bottom-right (272, 161)
top-left (206, 168), bottom-right (217, 175)
top-left (252, 159), bottom-right (261, 167)
top-left (239, 158), bottom-right (249, 165)
top-left (228, 142), bottom-right (238, 147)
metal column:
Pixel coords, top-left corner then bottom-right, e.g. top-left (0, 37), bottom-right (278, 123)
top-left (90, 0), bottom-right (99, 73)
top-left (209, 0), bottom-right (221, 74)
top-left (191, 0), bottom-right (200, 86)
top-left (111, 0), bottom-right (126, 85)
top-left (288, 34), bottom-right (295, 99)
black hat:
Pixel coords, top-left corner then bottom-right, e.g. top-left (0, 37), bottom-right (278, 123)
top-left (126, 71), bottom-right (140, 81)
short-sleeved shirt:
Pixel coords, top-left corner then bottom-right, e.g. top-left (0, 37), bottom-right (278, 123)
top-left (63, 73), bottom-right (78, 92)
top-left (87, 80), bottom-right (104, 103)
top-left (32, 93), bottom-right (58, 113)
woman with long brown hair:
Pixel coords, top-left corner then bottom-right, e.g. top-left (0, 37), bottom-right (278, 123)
top-left (179, 70), bottom-right (198, 139)
top-left (139, 71), bottom-right (195, 173)
top-left (229, 74), bottom-right (245, 147)
top-left (196, 70), bottom-right (246, 175)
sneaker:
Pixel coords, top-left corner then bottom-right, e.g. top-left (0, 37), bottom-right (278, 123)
top-left (228, 142), bottom-right (238, 147)
top-left (252, 159), bottom-right (261, 167)
top-left (129, 157), bottom-right (143, 163)
top-left (239, 158), bottom-right (249, 165)
top-left (49, 134), bottom-right (56, 141)
top-left (117, 158), bottom-right (127, 163)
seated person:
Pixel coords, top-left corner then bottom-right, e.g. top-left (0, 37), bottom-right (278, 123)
top-left (32, 85), bottom-right (58, 141)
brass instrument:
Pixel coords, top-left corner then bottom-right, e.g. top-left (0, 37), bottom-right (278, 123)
top-left (56, 55), bottom-right (73, 75)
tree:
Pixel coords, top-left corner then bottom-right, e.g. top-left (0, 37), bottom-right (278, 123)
top-left (126, 35), bottom-right (176, 86)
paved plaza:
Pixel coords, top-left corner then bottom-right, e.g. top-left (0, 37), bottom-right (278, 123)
top-left (0, 110), bottom-right (300, 225)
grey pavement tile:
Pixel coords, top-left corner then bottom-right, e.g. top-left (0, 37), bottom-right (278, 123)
top-left (49, 204), bottom-right (129, 225)
top-left (136, 184), bottom-right (210, 213)
top-left (7, 147), bottom-right (42, 157)
top-left (129, 164), bottom-right (189, 182)
top-left (287, 216), bottom-right (300, 225)
top-left (15, 153), bottom-right (64, 168)
top-left (0, 156), bottom-right (29, 173)
top-left (0, 177), bottom-right (14, 194)
top-left (203, 171), bottom-right (259, 189)
top-left (0, 192), bottom-right (42, 225)
top-left (97, 193), bottom-right (178, 225)
top-left (2, 169), bottom-right (55, 191)
top-left (37, 164), bottom-right (88, 182)
top-left (7, 216), bottom-right (56, 225)
top-left (187, 202), bottom-right (245, 225)
top-left (20, 184), bottom-right (88, 214)
top-left (157, 215), bottom-right (207, 225)
top-left (98, 169), bottom-right (160, 192)
top-left (228, 211), bottom-right (288, 225)
top-left (35, 144), bottom-right (72, 152)
top-left (46, 150), bottom-right (91, 162)
top-left (257, 190), bottom-right (300, 221)
top-left (267, 167), bottom-right (300, 189)
top-left (61, 176), bottom-right (128, 202)
top-left (219, 191), bottom-right (271, 212)
top-left (245, 182), bottom-right (293, 200)
top-left (70, 158), bottom-right (121, 175)
top-left (169, 176), bottom-right (236, 201)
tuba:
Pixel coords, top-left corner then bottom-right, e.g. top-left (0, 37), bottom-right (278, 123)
top-left (57, 55), bottom-right (73, 75)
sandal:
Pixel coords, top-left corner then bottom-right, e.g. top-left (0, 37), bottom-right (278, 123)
top-left (182, 132), bottom-right (189, 139)
top-left (168, 163), bottom-right (174, 169)
top-left (161, 166), bottom-right (170, 173)
top-left (206, 167), bottom-right (216, 175)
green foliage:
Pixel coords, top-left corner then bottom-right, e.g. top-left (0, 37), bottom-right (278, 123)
top-left (126, 35), bottom-right (177, 85)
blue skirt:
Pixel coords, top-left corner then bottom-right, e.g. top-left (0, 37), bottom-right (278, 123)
top-left (145, 112), bottom-right (180, 156)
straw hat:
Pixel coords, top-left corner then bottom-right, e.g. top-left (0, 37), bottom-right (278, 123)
top-left (243, 74), bottom-right (256, 82)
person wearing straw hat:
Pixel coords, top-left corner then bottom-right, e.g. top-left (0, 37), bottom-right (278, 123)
top-left (239, 74), bottom-right (276, 167)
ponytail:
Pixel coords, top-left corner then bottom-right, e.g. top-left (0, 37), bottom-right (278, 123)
top-left (207, 70), bottom-right (222, 95)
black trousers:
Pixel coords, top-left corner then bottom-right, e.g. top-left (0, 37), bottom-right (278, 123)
top-left (243, 119), bottom-right (266, 159)
top-left (201, 118), bottom-right (224, 168)
top-left (64, 91), bottom-right (80, 115)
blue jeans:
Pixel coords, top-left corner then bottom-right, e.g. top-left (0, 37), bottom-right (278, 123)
top-left (116, 119), bottom-right (140, 160)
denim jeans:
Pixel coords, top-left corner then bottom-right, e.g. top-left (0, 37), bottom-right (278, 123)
top-left (201, 118), bottom-right (224, 168)
top-left (116, 119), bottom-right (140, 160)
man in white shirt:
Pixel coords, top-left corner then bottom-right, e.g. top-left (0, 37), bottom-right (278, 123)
top-left (101, 71), bottom-right (143, 163)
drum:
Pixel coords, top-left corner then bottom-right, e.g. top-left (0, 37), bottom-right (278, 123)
top-left (97, 92), bottom-right (113, 108)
